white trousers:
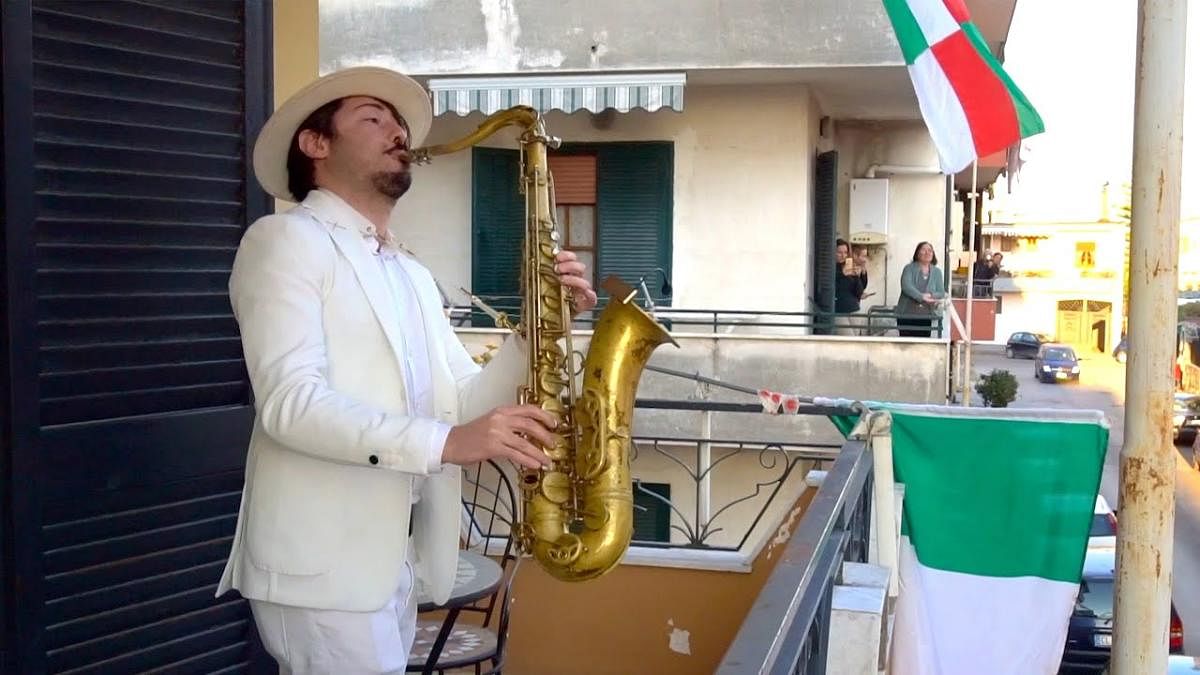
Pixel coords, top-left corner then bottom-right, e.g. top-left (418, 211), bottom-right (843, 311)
top-left (249, 562), bottom-right (417, 675)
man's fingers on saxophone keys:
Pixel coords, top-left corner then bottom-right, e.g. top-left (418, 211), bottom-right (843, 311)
top-left (503, 433), bottom-right (550, 469)
top-left (508, 415), bottom-right (559, 453)
top-left (505, 404), bottom-right (559, 430)
top-left (505, 443), bottom-right (546, 470)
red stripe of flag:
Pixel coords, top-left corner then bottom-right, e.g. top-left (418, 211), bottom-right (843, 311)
top-left (941, 0), bottom-right (971, 24)
top-left (930, 30), bottom-right (1020, 158)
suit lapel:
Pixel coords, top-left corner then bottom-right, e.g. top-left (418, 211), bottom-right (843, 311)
top-left (326, 225), bottom-right (410, 370)
top-left (299, 190), bottom-right (458, 421)
top-left (296, 191), bottom-right (411, 374)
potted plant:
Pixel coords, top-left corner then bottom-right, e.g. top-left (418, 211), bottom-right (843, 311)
top-left (976, 369), bottom-right (1019, 408)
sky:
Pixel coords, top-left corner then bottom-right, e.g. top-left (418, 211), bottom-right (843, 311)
top-left (997, 1), bottom-right (1199, 221)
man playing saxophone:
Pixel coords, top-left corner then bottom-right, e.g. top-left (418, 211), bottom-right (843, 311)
top-left (215, 66), bottom-right (597, 674)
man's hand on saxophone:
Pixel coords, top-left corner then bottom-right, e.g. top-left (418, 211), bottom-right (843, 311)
top-left (442, 404), bottom-right (559, 470)
top-left (554, 249), bottom-right (598, 316)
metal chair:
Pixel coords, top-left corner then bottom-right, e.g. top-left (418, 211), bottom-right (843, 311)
top-left (408, 460), bottom-right (519, 674)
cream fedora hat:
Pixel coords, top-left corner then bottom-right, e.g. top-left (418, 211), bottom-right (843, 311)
top-left (252, 66), bottom-right (433, 202)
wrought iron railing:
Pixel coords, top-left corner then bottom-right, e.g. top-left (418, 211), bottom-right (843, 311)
top-left (716, 437), bottom-right (875, 675)
top-left (460, 398), bottom-right (850, 558)
top-left (628, 398), bottom-right (845, 552)
top-left (447, 296), bottom-right (945, 338)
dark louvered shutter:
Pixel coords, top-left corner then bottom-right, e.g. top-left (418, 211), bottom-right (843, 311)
top-left (812, 151), bottom-right (838, 334)
top-left (3, 1), bottom-right (271, 672)
top-left (596, 143), bottom-right (672, 305)
top-left (471, 147), bottom-right (524, 325)
top-left (632, 482), bottom-right (671, 543)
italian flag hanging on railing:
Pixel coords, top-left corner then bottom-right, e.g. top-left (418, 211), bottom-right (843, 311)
top-left (818, 401), bottom-right (1108, 675)
top-left (881, 0), bottom-right (1045, 173)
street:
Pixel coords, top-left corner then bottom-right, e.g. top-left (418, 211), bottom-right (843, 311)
top-left (971, 345), bottom-right (1200, 653)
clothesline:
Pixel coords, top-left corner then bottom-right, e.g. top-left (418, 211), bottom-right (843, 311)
top-left (643, 364), bottom-right (866, 415)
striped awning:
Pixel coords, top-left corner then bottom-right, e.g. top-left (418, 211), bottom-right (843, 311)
top-left (427, 72), bottom-right (686, 117)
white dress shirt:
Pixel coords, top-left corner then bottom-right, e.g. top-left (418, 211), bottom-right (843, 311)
top-left (353, 214), bottom-right (451, 501)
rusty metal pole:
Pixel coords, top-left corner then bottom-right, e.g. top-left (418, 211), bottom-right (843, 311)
top-left (1112, 1), bottom-right (1187, 672)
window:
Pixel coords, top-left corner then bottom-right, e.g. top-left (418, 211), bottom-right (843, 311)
top-left (549, 154), bottom-right (598, 287)
top-left (471, 143), bottom-right (673, 323)
top-left (1076, 241), bottom-right (1096, 269)
top-left (632, 481), bottom-right (671, 543)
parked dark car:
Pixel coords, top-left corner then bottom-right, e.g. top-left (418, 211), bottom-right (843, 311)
top-left (1036, 344), bottom-right (1081, 383)
top-left (1060, 547), bottom-right (1184, 673)
top-left (1007, 331), bottom-right (1051, 359)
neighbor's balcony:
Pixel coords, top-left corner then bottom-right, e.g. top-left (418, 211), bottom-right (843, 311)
top-left (459, 398), bottom-right (881, 674)
top-left (450, 296), bottom-right (951, 436)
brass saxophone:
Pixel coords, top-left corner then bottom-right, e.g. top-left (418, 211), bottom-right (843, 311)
top-left (414, 106), bottom-right (677, 581)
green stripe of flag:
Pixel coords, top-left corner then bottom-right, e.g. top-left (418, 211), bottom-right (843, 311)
top-left (882, 0), bottom-right (931, 65)
top-left (961, 22), bottom-right (1045, 137)
top-left (891, 412), bottom-right (1105, 582)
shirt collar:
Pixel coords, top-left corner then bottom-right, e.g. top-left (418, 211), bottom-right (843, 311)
top-left (301, 188), bottom-right (404, 257)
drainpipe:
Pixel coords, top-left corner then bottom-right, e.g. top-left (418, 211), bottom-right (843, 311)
top-left (864, 164), bottom-right (941, 179)
top-left (963, 163), bottom-right (978, 406)
top-left (1112, 2), bottom-right (1187, 674)
top-left (943, 175), bottom-right (953, 306)
top-left (944, 176), bottom-right (954, 402)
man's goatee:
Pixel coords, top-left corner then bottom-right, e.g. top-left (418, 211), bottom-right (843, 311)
top-left (374, 169), bottom-right (412, 200)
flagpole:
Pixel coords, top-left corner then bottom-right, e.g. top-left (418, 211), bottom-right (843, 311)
top-left (1112, 0), bottom-right (1186, 672)
top-left (962, 161), bottom-right (978, 406)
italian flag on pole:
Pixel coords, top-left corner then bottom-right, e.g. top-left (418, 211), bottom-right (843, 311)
top-left (831, 406), bottom-right (1108, 675)
top-left (881, 0), bottom-right (1045, 174)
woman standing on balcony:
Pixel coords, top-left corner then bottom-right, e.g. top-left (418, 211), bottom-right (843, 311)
top-left (896, 241), bottom-right (946, 337)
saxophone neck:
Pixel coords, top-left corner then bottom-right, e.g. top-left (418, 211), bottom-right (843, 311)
top-left (411, 105), bottom-right (560, 164)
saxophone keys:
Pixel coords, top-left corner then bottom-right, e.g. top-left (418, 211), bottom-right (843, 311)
top-left (539, 471), bottom-right (572, 505)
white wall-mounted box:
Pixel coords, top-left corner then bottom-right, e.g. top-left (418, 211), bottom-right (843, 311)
top-left (849, 178), bottom-right (889, 245)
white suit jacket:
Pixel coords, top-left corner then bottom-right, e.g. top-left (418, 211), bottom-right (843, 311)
top-left (216, 189), bottom-right (526, 612)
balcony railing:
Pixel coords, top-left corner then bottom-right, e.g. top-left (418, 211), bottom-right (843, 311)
top-left (716, 436), bottom-right (875, 675)
top-left (447, 295), bottom-right (944, 338)
top-left (461, 397), bottom-right (852, 565)
top-left (629, 399), bottom-right (846, 552)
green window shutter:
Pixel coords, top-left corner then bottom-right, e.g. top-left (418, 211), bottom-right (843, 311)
top-left (471, 147), bottom-right (524, 325)
top-left (596, 143), bottom-right (673, 306)
top-left (812, 150), bottom-right (838, 334)
top-left (633, 482), bottom-right (671, 543)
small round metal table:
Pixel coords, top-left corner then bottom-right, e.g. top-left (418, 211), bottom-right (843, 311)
top-left (415, 549), bottom-right (503, 611)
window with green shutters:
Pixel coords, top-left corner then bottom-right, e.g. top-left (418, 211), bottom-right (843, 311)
top-left (470, 147), bottom-right (525, 325)
top-left (470, 142), bottom-right (673, 318)
top-left (633, 482), bottom-right (671, 543)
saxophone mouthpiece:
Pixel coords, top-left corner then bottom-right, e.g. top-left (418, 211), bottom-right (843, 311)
top-left (411, 148), bottom-right (434, 165)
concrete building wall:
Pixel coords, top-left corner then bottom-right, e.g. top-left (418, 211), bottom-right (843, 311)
top-left (984, 224), bottom-right (1127, 351)
top-left (319, 0), bottom-right (899, 75)
top-left (394, 84), bottom-right (824, 312)
top-left (993, 281), bottom-right (1124, 352)
top-left (834, 123), bottom-right (949, 311)
top-left (457, 329), bottom-right (951, 444)
top-left (396, 93), bottom-right (950, 316)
